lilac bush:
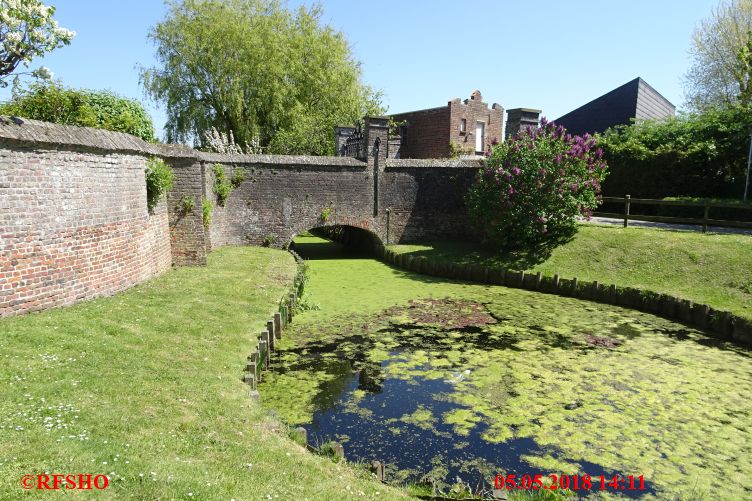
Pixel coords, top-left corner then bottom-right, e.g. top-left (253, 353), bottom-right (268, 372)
top-left (466, 118), bottom-right (608, 249)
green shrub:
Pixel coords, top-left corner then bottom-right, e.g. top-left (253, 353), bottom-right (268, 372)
top-left (178, 195), bottom-right (195, 214)
top-left (0, 81), bottom-right (155, 141)
top-left (202, 197), bottom-right (213, 228)
top-left (212, 163), bottom-right (233, 206)
top-left (145, 158), bottom-right (174, 213)
top-left (320, 207), bottom-right (332, 222)
top-left (466, 118), bottom-right (607, 250)
top-left (230, 169), bottom-right (246, 187)
top-left (599, 104), bottom-right (751, 198)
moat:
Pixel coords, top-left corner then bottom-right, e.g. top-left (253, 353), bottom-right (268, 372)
top-left (260, 235), bottom-right (752, 498)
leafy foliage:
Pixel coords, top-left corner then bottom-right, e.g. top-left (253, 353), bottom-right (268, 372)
top-left (202, 197), bottom-right (213, 228)
top-left (145, 157), bottom-right (174, 213)
top-left (141, 0), bottom-right (382, 154)
top-left (0, 81), bottom-right (155, 141)
top-left (0, 0), bottom-right (74, 86)
top-left (466, 118), bottom-right (607, 250)
top-left (211, 163), bottom-right (233, 206)
top-left (599, 104), bottom-right (751, 198)
top-left (230, 169), bottom-right (245, 188)
top-left (685, 0), bottom-right (752, 110)
top-left (178, 195), bottom-right (195, 214)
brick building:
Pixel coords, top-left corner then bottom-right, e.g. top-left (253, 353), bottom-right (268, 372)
top-left (389, 90), bottom-right (504, 159)
top-left (554, 77), bottom-right (675, 136)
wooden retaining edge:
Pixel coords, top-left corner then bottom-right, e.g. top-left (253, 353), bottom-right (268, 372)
top-left (376, 246), bottom-right (752, 349)
top-left (244, 249), bottom-right (308, 395)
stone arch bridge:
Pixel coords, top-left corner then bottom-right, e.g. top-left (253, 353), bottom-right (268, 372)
top-left (173, 117), bottom-right (482, 265)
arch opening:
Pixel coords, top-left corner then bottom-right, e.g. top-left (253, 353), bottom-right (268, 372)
top-left (289, 225), bottom-right (383, 260)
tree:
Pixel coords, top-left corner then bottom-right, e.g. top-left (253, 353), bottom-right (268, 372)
top-left (684, 0), bottom-right (752, 110)
top-left (466, 119), bottom-right (607, 251)
top-left (0, 0), bottom-right (75, 86)
top-left (140, 0), bottom-right (382, 155)
top-left (0, 81), bottom-right (155, 141)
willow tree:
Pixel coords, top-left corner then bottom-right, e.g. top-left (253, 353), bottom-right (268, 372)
top-left (140, 0), bottom-right (382, 154)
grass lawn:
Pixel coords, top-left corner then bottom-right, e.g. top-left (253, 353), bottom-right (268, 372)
top-left (0, 246), bottom-right (407, 500)
top-left (389, 224), bottom-right (752, 321)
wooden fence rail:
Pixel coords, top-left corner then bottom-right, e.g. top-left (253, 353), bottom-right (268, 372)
top-left (593, 195), bottom-right (752, 232)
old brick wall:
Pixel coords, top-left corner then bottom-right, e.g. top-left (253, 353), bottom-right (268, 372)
top-left (379, 159), bottom-right (479, 243)
top-left (0, 117), bottom-right (482, 318)
top-left (201, 154), bottom-right (375, 248)
top-left (0, 130), bottom-right (173, 317)
top-left (390, 107), bottom-right (451, 159)
top-left (448, 92), bottom-right (504, 154)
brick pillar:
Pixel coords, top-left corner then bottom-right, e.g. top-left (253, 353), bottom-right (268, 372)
top-left (363, 116), bottom-right (389, 170)
top-left (505, 108), bottom-right (541, 139)
top-left (164, 155), bottom-right (208, 266)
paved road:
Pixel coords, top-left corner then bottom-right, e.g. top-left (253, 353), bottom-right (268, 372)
top-left (584, 216), bottom-right (752, 236)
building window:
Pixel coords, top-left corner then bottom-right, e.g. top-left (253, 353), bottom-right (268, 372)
top-left (460, 118), bottom-right (466, 134)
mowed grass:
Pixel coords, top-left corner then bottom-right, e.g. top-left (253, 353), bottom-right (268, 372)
top-left (0, 246), bottom-right (407, 500)
top-left (390, 224), bottom-right (752, 321)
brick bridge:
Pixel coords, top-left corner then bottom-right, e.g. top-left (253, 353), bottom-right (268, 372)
top-left (172, 117), bottom-right (482, 264)
top-left (0, 117), bottom-right (481, 316)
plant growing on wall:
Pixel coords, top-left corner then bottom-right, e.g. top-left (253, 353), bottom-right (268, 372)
top-left (466, 118), bottom-right (608, 250)
top-left (202, 197), bottom-right (213, 228)
top-left (320, 206), bottom-right (333, 222)
top-left (212, 163), bottom-right (233, 206)
top-left (230, 168), bottom-right (245, 188)
top-left (145, 157), bottom-right (174, 213)
top-left (177, 194), bottom-right (195, 214)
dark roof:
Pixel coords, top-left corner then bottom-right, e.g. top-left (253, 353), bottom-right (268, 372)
top-left (554, 77), bottom-right (675, 136)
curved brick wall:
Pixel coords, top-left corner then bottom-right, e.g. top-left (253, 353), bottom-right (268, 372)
top-left (0, 119), bottom-right (173, 317)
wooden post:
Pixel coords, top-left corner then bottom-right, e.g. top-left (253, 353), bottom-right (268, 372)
top-left (274, 313), bottom-right (282, 340)
top-left (331, 442), bottom-right (345, 460)
top-left (703, 202), bottom-right (710, 233)
top-left (260, 331), bottom-right (270, 365)
top-left (553, 274), bottom-right (560, 289)
top-left (535, 272), bottom-right (542, 290)
top-left (295, 426), bottom-right (308, 444)
top-left (267, 320), bottom-right (275, 349)
top-left (572, 277), bottom-right (578, 296)
top-left (623, 195), bottom-right (630, 228)
top-left (371, 460), bottom-right (385, 482)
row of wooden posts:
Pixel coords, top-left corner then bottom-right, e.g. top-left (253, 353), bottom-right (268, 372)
top-left (244, 251), bottom-right (304, 392)
top-left (242, 250), bottom-right (386, 482)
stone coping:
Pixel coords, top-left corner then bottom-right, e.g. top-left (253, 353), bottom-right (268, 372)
top-left (0, 117), bottom-right (366, 167)
top-left (385, 158), bottom-right (482, 169)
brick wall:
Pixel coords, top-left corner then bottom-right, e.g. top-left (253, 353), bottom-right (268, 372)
top-left (390, 107), bottom-right (451, 159)
top-left (0, 129), bottom-right (172, 317)
top-left (380, 159), bottom-right (479, 242)
top-left (391, 91), bottom-right (503, 158)
top-left (0, 117), bottom-right (483, 318)
top-left (448, 92), bottom-right (504, 155)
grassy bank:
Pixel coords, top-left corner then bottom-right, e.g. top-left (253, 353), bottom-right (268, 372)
top-left (0, 247), bottom-right (406, 500)
top-left (389, 224), bottom-right (752, 321)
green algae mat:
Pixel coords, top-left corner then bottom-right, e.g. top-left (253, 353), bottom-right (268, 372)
top-left (261, 235), bottom-right (752, 499)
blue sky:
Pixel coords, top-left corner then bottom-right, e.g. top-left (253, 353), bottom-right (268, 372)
top-left (0, 0), bottom-right (719, 141)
